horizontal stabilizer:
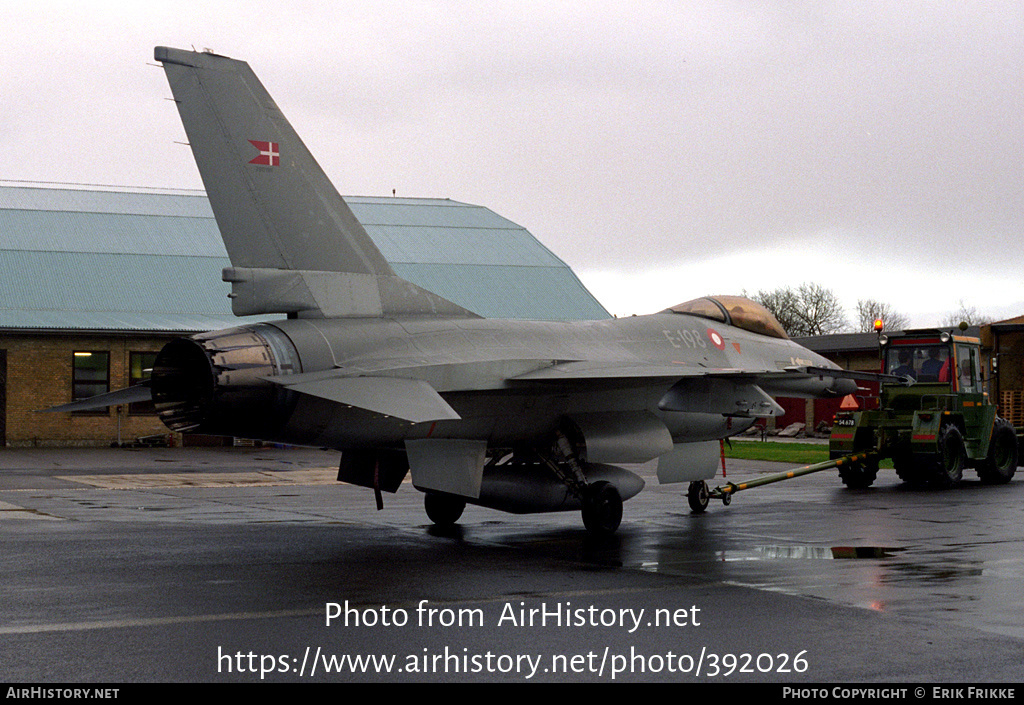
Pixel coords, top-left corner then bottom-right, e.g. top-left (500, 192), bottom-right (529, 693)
top-left (41, 385), bottom-right (151, 413)
top-left (278, 376), bottom-right (460, 423)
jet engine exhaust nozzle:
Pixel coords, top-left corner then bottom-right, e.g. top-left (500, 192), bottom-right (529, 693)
top-left (150, 325), bottom-right (301, 438)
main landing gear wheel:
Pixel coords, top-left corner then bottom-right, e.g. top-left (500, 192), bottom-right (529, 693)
top-left (581, 481), bottom-right (622, 537)
top-left (424, 492), bottom-right (466, 527)
top-left (687, 481), bottom-right (710, 513)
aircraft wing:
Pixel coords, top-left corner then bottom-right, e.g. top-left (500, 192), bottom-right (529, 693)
top-left (266, 357), bottom-right (849, 422)
top-left (511, 360), bottom-right (784, 382)
top-left (509, 360), bottom-right (854, 417)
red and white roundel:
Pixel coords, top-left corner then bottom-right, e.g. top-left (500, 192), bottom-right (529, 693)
top-left (707, 328), bottom-right (726, 350)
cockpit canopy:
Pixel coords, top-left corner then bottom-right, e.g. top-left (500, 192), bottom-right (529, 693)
top-left (666, 296), bottom-right (789, 340)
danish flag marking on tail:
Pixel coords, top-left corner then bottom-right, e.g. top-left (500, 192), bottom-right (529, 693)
top-left (248, 140), bottom-right (280, 166)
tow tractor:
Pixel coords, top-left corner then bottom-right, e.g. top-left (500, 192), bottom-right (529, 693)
top-left (686, 325), bottom-right (1020, 512)
top-left (829, 326), bottom-right (1019, 489)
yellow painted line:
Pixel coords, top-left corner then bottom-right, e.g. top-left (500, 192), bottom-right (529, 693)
top-left (0, 501), bottom-right (63, 521)
top-left (58, 468), bottom-right (339, 490)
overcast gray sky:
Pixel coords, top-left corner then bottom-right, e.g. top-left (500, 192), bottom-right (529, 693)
top-left (4, 1), bottom-right (1022, 326)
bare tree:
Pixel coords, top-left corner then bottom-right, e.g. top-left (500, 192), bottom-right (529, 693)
top-left (793, 283), bottom-right (848, 336)
top-left (751, 283), bottom-right (848, 337)
top-left (942, 300), bottom-right (992, 327)
top-left (856, 299), bottom-right (909, 332)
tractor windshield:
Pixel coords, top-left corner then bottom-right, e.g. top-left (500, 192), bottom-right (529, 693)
top-left (886, 345), bottom-right (950, 384)
top-left (668, 296), bottom-right (789, 339)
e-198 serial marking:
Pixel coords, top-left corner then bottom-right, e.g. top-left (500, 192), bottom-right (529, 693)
top-left (663, 329), bottom-right (708, 350)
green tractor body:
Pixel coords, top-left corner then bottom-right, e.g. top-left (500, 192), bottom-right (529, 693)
top-left (829, 330), bottom-right (1019, 488)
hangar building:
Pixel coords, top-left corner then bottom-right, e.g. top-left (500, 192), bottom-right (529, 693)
top-left (0, 184), bottom-right (609, 447)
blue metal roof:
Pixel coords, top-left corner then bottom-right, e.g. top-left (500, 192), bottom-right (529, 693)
top-left (0, 185), bottom-right (609, 331)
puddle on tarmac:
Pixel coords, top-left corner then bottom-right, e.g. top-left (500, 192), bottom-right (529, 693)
top-left (647, 545), bottom-right (905, 565)
top-left (637, 545), bottom-right (906, 572)
top-left (752, 545), bottom-right (906, 560)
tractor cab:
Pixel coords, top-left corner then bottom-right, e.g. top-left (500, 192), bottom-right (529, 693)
top-left (880, 330), bottom-right (983, 395)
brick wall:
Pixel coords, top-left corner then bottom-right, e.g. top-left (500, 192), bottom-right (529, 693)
top-left (1, 332), bottom-right (180, 447)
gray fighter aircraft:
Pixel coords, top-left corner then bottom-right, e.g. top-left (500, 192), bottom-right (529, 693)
top-left (54, 47), bottom-right (859, 535)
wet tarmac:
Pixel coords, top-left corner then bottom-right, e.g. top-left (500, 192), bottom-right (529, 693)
top-left (1, 446), bottom-right (1022, 683)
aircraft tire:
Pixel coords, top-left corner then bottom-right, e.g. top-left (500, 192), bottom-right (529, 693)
top-left (687, 481), bottom-right (710, 513)
top-left (424, 492), bottom-right (466, 527)
top-left (977, 418), bottom-right (1019, 484)
top-left (582, 481), bottom-right (622, 536)
top-left (932, 425), bottom-right (966, 488)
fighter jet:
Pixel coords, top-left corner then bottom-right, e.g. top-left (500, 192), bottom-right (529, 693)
top-left (53, 47), bottom-right (859, 535)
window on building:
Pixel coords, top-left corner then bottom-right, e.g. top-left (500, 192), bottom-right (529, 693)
top-left (72, 351), bottom-right (110, 415)
top-left (129, 351), bottom-right (158, 415)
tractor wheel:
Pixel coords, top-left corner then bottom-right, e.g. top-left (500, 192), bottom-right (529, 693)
top-left (894, 449), bottom-right (927, 486)
top-left (839, 456), bottom-right (878, 489)
top-left (932, 425), bottom-right (966, 488)
top-left (977, 418), bottom-right (1019, 485)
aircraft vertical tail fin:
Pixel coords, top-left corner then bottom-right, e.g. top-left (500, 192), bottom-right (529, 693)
top-left (155, 46), bottom-right (477, 319)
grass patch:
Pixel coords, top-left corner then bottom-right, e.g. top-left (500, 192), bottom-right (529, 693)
top-left (724, 440), bottom-right (829, 465)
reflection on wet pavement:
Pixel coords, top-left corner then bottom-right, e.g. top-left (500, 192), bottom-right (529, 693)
top-left (479, 471), bottom-right (1024, 640)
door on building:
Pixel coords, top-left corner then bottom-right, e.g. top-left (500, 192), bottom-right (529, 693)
top-left (0, 350), bottom-right (6, 447)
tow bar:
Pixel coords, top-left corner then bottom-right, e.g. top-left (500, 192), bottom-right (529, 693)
top-left (687, 451), bottom-right (880, 512)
